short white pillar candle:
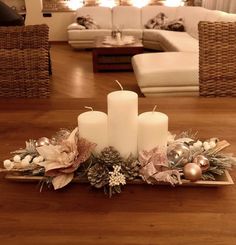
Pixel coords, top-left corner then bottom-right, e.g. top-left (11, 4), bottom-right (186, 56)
top-left (78, 111), bottom-right (108, 154)
top-left (138, 111), bottom-right (168, 153)
top-left (108, 90), bottom-right (138, 158)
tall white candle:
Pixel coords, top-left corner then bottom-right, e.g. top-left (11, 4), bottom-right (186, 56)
top-left (108, 90), bottom-right (138, 158)
top-left (138, 111), bottom-right (168, 153)
top-left (78, 111), bottom-right (108, 154)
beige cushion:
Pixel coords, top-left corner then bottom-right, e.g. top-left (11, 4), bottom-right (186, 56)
top-left (143, 30), bottom-right (198, 52)
top-left (75, 6), bottom-right (112, 29)
top-left (204, 10), bottom-right (222, 22)
top-left (112, 6), bottom-right (141, 29)
top-left (68, 29), bottom-right (111, 41)
top-left (219, 12), bottom-right (236, 21)
top-left (67, 23), bottom-right (86, 30)
top-left (157, 30), bottom-right (198, 52)
top-left (121, 29), bottom-right (143, 39)
top-left (132, 52), bottom-right (199, 89)
top-left (141, 87), bottom-right (199, 97)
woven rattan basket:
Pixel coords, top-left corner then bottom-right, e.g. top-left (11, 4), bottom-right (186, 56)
top-left (0, 24), bottom-right (50, 98)
top-left (198, 21), bottom-right (236, 97)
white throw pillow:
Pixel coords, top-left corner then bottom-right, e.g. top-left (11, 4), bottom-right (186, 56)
top-left (67, 23), bottom-right (86, 31)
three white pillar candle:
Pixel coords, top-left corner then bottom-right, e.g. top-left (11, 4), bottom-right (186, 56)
top-left (77, 87), bottom-right (168, 157)
top-left (78, 110), bottom-right (108, 154)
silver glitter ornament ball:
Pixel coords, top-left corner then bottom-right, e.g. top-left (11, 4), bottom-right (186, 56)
top-left (35, 137), bottom-right (50, 147)
top-left (193, 155), bottom-right (210, 172)
top-left (167, 143), bottom-right (190, 165)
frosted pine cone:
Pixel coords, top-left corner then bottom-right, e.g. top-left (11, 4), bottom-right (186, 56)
top-left (121, 155), bottom-right (140, 181)
top-left (87, 163), bottom-right (109, 188)
top-left (98, 146), bottom-right (123, 167)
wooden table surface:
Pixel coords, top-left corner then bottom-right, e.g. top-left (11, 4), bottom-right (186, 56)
top-left (0, 97), bottom-right (236, 245)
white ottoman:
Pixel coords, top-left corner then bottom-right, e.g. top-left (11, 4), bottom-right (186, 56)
top-left (132, 52), bottom-right (199, 96)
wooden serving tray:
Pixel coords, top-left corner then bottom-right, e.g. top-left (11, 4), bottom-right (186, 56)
top-left (5, 170), bottom-right (234, 187)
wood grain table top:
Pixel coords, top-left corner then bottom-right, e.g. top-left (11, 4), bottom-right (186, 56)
top-left (0, 97), bottom-right (236, 245)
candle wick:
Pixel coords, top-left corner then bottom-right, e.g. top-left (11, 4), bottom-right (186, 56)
top-left (114, 80), bottom-right (124, 90)
top-left (152, 105), bottom-right (157, 113)
top-left (84, 106), bottom-right (93, 111)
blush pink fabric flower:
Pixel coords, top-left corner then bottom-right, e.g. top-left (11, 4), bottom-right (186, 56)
top-left (139, 147), bottom-right (182, 185)
top-left (37, 128), bottom-right (96, 189)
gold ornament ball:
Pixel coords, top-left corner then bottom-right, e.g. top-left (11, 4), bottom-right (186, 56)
top-left (193, 155), bottom-right (210, 172)
top-left (184, 163), bottom-right (202, 182)
top-left (35, 137), bottom-right (50, 147)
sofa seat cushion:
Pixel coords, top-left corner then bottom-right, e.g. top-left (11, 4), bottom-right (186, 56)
top-left (219, 12), bottom-right (236, 21)
top-left (141, 87), bottom-right (199, 97)
top-left (68, 29), bottom-right (111, 41)
top-left (67, 23), bottom-right (86, 30)
top-left (132, 52), bottom-right (198, 89)
top-left (121, 29), bottom-right (143, 39)
top-left (112, 6), bottom-right (141, 29)
top-left (143, 30), bottom-right (198, 52)
top-left (75, 6), bottom-right (112, 29)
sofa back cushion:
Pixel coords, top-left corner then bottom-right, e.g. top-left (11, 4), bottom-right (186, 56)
top-left (218, 12), bottom-right (236, 22)
top-left (176, 6), bottom-right (209, 39)
top-left (204, 10), bottom-right (222, 22)
top-left (112, 6), bottom-right (141, 29)
top-left (75, 6), bottom-right (112, 29)
top-left (141, 6), bottom-right (178, 28)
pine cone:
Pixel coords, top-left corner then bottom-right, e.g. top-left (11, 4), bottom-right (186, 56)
top-left (121, 155), bottom-right (140, 181)
top-left (98, 146), bottom-right (123, 167)
top-left (87, 163), bottom-right (109, 188)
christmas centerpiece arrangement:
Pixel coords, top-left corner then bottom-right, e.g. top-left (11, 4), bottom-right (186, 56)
top-left (1, 82), bottom-right (236, 197)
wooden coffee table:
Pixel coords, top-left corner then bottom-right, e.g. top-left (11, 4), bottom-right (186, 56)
top-left (92, 36), bottom-right (143, 72)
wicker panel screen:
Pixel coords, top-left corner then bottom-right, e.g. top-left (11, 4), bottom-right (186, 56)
top-left (84, 0), bottom-right (119, 6)
top-left (42, 0), bottom-right (196, 11)
top-left (43, 0), bottom-right (70, 11)
top-left (198, 21), bottom-right (236, 97)
top-left (120, 1), bottom-right (165, 6)
top-left (43, 0), bottom-right (84, 11)
top-left (148, 0), bottom-right (163, 5)
top-left (119, 0), bottom-right (132, 5)
top-left (0, 24), bottom-right (50, 98)
top-left (84, 0), bottom-right (98, 5)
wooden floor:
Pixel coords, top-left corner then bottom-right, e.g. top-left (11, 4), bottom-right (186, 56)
top-left (50, 43), bottom-right (143, 98)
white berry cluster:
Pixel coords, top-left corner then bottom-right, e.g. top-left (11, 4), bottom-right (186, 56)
top-left (190, 138), bottom-right (217, 152)
top-left (3, 155), bottom-right (44, 170)
top-left (109, 165), bottom-right (126, 187)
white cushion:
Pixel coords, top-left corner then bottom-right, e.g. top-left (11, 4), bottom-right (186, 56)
top-left (68, 29), bottom-right (112, 41)
top-left (121, 29), bottom-right (143, 39)
top-left (67, 23), bottom-right (86, 30)
top-left (143, 30), bottom-right (198, 52)
top-left (157, 30), bottom-right (198, 52)
top-left (204, 10), bottom-right (222, 22)
top-left (177, 6), bottom-right (209, 39)
top-left (132, 52), bottom-right (199, 88)
top-left (218, 12), bottom-right (236, 21)
top-left (112, 6), bottom-right (141, 29)
top-left (141, 6), bottom-right (178, 28)
top-left (75, 6), bottom-right (112, 29)
top-left (141, 87), bottom-right (199, 97)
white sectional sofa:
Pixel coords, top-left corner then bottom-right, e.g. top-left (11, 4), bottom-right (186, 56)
top-left (67, 5), bottom-right (236, 96)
